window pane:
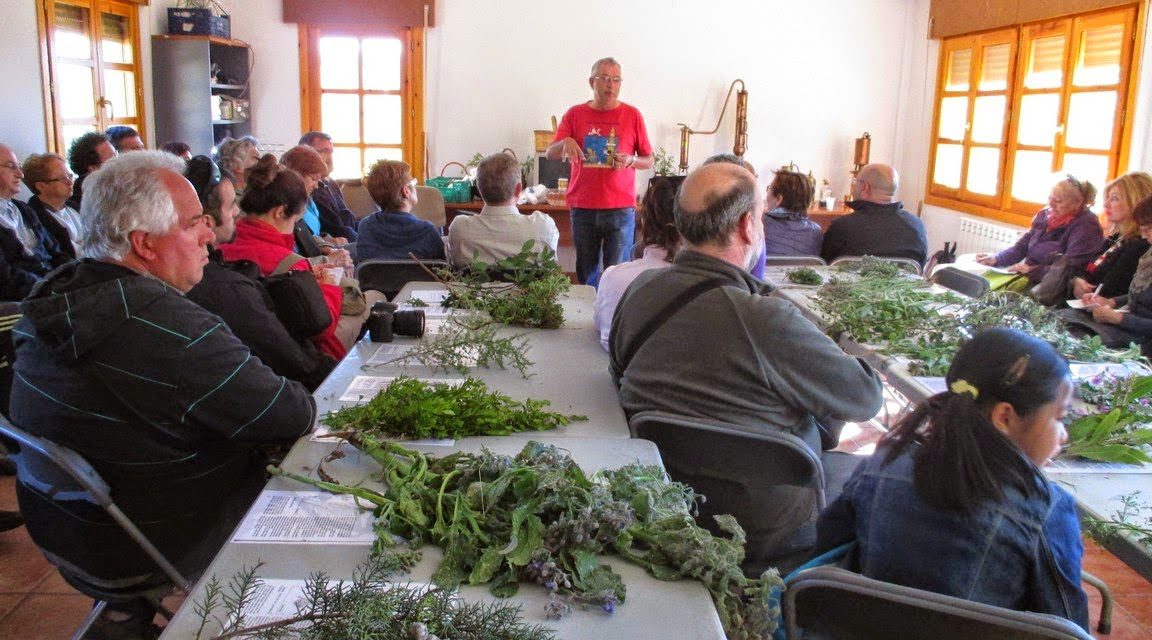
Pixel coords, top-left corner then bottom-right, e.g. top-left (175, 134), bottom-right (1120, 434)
top-left (59, 64), bottom-right (96, 119)
top-left (1075, 24), bottom-right (1123, 86)
top-left (979, 44), bottom-right (1011, 90)
top-left (1011, 150), bottom-right (1054, 203)
top-left (1017, 94), bottom-right (1060, 146)
top-left (364, 147), bottom-right (403, 176)
top-left (362, 38), bottom-right (401, 91)
top-left (103, 70), bottom-right (137, 119)
top-left (966, 148), bottom-right (1001, 195)
top-left (971, 96), bottom-right (1005, 143)
top-left (1065, 91), bottom-right (1116, 150)
top-left (100, 13), bottom-right (131, 64)
top-left (1025, 36), bottom-right (1065, 89)
top-left (363, 95), bottom-right (402, 144)
top-left (938, 97), bottom-right (968, 140)
top-left (933, 144), bottom-right (963, 189)
top-left (945, 48), bottom-right (971, 91)
top-left (331, 147), bottom-right (364, 181)
top-left (54, 5), bottom-right (92, 60)
top-left (321, 93), bottom-right (361, 143)
top-left (319, 37), bottom-right (360, 90)
top-left (1061, 154), bottom-right (1109, 202)
top-left (62, 125), bottom-right (97, 151)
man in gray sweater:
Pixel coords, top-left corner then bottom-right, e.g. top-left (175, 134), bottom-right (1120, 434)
top-left (609, 162), bottom-right (883, 563)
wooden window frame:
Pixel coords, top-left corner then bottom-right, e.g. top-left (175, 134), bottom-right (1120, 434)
top-left (36, 0), bottom-right (148, 154)
top-left (925, 4), bottom-right (1143, 227)
top-left (298, 24), bottom-right (426, 180)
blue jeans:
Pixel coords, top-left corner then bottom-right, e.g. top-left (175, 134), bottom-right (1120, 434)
top-left (570, 207), bottom-right (636, 286)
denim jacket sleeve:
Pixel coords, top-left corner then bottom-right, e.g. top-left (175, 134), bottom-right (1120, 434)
top-left (1028, 483), bottom-right (1090, 632)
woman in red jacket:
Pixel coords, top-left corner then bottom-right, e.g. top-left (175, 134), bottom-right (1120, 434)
top-left (219, 154), bottom-right (347, 360)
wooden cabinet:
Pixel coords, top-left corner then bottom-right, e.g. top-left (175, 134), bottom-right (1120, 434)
top-left (151, 35), bottom-right (251, 157)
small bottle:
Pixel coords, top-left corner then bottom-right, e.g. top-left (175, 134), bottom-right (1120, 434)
top-left (821, 179), bottom-right (835, 210)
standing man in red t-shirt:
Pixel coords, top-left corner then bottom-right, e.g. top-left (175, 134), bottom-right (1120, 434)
top-left (547, 57), bottom-right (653, 285)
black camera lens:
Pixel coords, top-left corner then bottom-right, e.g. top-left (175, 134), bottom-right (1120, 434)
top-left (392, 309), bottom-right (425, 338)
top-left (367, 302), bottom-right (394, 342)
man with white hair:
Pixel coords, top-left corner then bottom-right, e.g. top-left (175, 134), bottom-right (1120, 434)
top-left (609, 162), bottom-right (882, 568)
top-left (820, 163), bottom-right (928, 266)
top-left (9, 151), bottom-right (314, 635)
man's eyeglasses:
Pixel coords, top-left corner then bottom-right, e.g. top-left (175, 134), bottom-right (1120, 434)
top-left (592, 75), bottom-right (623, 84)
top-left (43, 174), bottom-right (76, 184)
top-left (0, 162), bottom-right (20, 172)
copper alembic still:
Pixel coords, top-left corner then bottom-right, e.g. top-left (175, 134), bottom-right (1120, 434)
top-left (677, 79), bottom-right (748, 174)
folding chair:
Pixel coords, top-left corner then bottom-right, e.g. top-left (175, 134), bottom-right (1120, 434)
top-left (0, 417), bottom-right (190, 640)
top-left (932, 266), bottom-right (991, 298)
top-left (628, 411), bottom-right (826, 574)
top-left (765, 256), bottom-right (827, 267)
top-left (830, 255), bottom-right (923, 276)
top-left (412, 186), bottom-right (448, 230)
top-left (356, 259), bottom-right (449, 300)
top-left (784, 565), bottom-right (1094, 640)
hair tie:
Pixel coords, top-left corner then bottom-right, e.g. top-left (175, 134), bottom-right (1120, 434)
top-left (950, 379), bottom-right (979, 400)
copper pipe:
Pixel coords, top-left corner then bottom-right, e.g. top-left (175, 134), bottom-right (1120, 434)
top-left (676, 79), bottom-right (748, 173)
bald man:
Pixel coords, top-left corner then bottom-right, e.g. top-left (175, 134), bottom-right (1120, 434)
top-left (820, 163), bottom-right (928, 266)
top-left (608, 162), bottom-right (883, 567)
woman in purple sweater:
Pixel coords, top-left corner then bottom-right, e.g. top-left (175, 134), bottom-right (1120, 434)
top-left (977, 175), bottom-right (1105, 285)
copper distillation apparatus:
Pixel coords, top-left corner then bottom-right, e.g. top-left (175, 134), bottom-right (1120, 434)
top-left (845, 131), bottom-right (871, 202)
top-left (677, 79), bottom-right (748, 173)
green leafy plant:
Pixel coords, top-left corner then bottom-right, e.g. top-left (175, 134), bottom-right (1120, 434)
top-left (192, 555), bottom-right (555, 639)
top-left (321, 376), bottom-right (586, 440)
top-left (434, 241), bottom-right (570, 329)
top-left (652, 147), bottom-right (678, 176)
top-left (1084, 491), bottom-right (1152, 549)
top-left (785, 267), bottom-right (823, 285)
top-left (1064, 374), bottom-right (1152, 463)
top-left (271, 440), bottom-right (784, 639)
top-left (372, 315), bottom-right (534, 378)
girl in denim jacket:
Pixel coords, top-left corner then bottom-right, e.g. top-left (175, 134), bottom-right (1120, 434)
top-left (816, 328), bottom-right (1090, 631)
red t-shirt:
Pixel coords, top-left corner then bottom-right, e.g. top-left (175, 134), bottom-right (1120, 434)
top-left (554, 102), bottom-right (652, 209)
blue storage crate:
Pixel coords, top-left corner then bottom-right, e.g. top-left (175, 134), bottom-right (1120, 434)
top-left (168, 8), bottom-right (231, 39)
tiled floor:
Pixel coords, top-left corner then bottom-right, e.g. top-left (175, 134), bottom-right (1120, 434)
top-left (1, 440), bottom-right (1151, 638)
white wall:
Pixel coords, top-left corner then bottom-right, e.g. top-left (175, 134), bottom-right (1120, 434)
top-left (1, 2), bottom-right (48, 162)
top-left (425, 0), bottom-right (918, 200)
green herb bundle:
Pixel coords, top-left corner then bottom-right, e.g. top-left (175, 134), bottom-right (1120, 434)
top-left (272, 440), bottom-right (784, 639)
top-left (785, 267), bottom-right (823, 286)
top-left (440, 242), bottom-right (570, 329)
top-left (192, 556), bottom-right (556, 640)
top-left (374, 315), bottom-right (534, 378)
top-left (322, 376), bottom-right (586, 440)
top-left (1065, 374), bottom-right (1152, 463)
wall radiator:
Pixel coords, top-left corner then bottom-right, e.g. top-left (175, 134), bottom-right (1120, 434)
top-left (955, 216), bottom-right (1025, 255)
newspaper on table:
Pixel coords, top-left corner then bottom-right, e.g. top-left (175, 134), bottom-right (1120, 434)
top-left (231, 491), bottom-right (376, 544)
top-left (407, 289), bottom-right (450, 304)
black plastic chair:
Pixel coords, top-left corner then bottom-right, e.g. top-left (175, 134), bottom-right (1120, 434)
top-left (628, 411), bottom-right (825, 573)
top-left (932, 266), bottom-right (991, 298)
top-left (0, 417), bottom-right (190, 640)
top-left (784, 565), bottom-right (1094, 640)
top-left (355, 259), bottom-right (449, 300)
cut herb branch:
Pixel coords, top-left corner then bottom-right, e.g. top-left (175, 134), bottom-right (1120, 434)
top-left (1084, 491), bottom-right (1152, 550)
top-left (271, 440), bottom-right (784, 639)
top-left (321, 376), bottom-right (586, 440)
top-left (1066, 374), bottom-right (1152, 464)
top-left (785, 267), bottom-right (823, 286)
top-left (372, 314), bottom-right (534, 378)
top-left (418, 241), bottom-right (569, 329)
top-left (192, 555), bottom-right (556, 640)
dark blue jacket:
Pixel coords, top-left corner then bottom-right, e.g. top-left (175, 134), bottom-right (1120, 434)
top-left (821, 200), bottom-right (928, 267)
top-left (816, 444), bottom-right (1089, 632)
top-left (0, 199), bottom-right (70, 300)
top-left (356, 210), bottom-right (445, 262)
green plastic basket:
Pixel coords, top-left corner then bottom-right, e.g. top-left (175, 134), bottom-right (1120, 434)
top-left (427, 161), bottom-right (473, 203)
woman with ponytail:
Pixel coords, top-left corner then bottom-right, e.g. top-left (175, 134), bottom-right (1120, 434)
top-left (816, 328), bottom-right (1088, 631)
